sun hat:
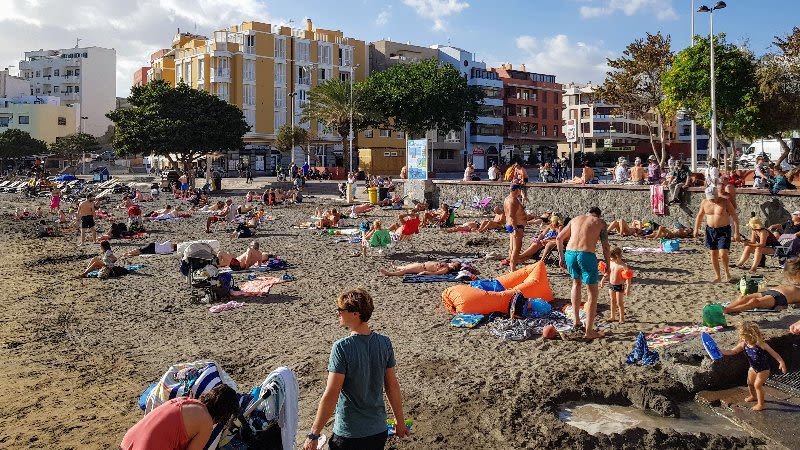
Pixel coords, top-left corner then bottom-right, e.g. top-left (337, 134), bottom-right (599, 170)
top-left (747, 217), bottom-right (765, 230)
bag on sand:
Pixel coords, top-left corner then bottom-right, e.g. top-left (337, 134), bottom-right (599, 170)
top-left (660, 238), bottom-right (680, 252)
top-left (509, 292), bottom-right (552, 319)
top-left (702, 303), bottom-right (727, 327)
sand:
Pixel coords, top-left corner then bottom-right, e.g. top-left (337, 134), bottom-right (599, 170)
top-left (0, 183), bottom-right (782, 449)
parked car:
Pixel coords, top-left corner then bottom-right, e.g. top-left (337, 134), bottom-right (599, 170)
top-left (94, 151), bottom-right (116, 161)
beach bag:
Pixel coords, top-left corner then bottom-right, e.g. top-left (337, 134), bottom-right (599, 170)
top-left (702, 303), bottom-right (727, 327)
top-left (470, 279), bottom-right (505, 292)
top-left (660, 238), bottom-right (680, 252)
top-left (509, 293), bottom-right (552, 319)
top-left (738, 274), bottom-right (763, 296)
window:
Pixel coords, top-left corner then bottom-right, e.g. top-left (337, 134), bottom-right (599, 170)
top-left (274, 37), bottom-right (286, 59)
top-left (216, 57), bottom-right (229, 77)
top-left (274, 62), bottom-right (286, 84)
top-left (319, 68), bottom-right (329, 82)
top-left (438, 149), bottom-right (455, 160)
top-left (244, 109), bottom-right (255, 129)
top-left (319, 44), bottom-right (332, 65)
top-left (53, 86), bottom-right (59, 93)
top-left (245, 34), bottom-right (256, 53)
top-left (298, 66), bottom-right (311, 85)
top-left (470, 124), bottom-right (503, 136)
top-left (397, 131), bottom-right (405, 139)
top-left (217, 83), bottom-right (229, 101)
top-left (542, 91), bottom-right (548, 103)
top-left (339, 71), bottom-right (351, 83)
top-left (364, 129), bottom-right (373, 138)
top-left (274, 87), bottom-right (285, 108)
top-left (198, 59), bottom-right (205, 79)
top-left (58, 117), bottom-right (67, 126)
top-left (339, 46), bottom-right (353, 66)
top-left (0, 117), bottom-right (9, 127)
top-left (553, 125), bottom-right (559, 137)
top-left (53, 69), bottom-right (59, 77)
top-left (184, 62), bottom-right (191, 81)
top-left (74, 69), bottom-right (80, 77)
top-left (243, 60), bottom-right (255, 81)
top-left (74, 86), bottom-right (80, 93)
top-left (35, 71), bottom-right (40, 77)
top-left (479, 86), bottom-right (501, 99)
top-left (479, 105), bottom-right (503, 118)
top-left (175, 65), bottom-right (182, 82)
top-left (295, 41), bottom-right (310, 62)
top-left (243, 84), bottom-right (255, 106)
top-left (35, 88), bottom-right (41, 94)
top-left (274, 111), bottom-right (286, 130)
top-left (445, 130), bottom-right (460, 143)
top-left (541, 125), bottom-right (547, 136)
top-left (66, 70), bottom-right (72, 76)
top-left (379, 129), bottom-right (390, 137)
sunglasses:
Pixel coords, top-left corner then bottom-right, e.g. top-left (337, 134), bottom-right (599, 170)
top-left (336, 308), bottom-right (354, 314)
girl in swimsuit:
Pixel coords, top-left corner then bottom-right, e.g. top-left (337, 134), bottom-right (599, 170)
top-left (600, 245), bottom-right (632, 323)
top-left (379, 261), bottom-right (461, 276)
top-left (721, 322), bottom-right (786, 411)
top-left (724, 257), bottom-right (800, 313)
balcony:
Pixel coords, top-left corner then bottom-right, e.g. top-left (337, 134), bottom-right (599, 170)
top-left (61, 93), bottom-right (80, 101)
top-left (210, 68), bottom-right (230, 83)
top-left (61, 75), bottom-right (79, 83)
top-left (19, 61), bottom-right (31, 71)
top-left (475, 116), bottom-right (503, 126)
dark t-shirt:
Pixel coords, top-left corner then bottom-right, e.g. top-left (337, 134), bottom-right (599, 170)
top-left (782, 220), bottom-right (800, 235)
top-left (670, 167), bottom-right (691, 183)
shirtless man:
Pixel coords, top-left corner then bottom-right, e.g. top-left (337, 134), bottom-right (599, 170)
top-left (235, 241), bottom-right (270, 268)
top-left (504, 185), bottom-right (527, 272)
top-left (478, 206), bottom-right (505, 232)
top-left (629, 159), bottom-right (646, 184)
top-left (388, 212), bottom-right (421, 236)
top-left (206, 199), bottom-right (233, 233)
top-left (421, 204), bottom-right (449, 226)
top-left (315, 208), bottom-right (340, 228)
top-left (556, 207), bottom-right (611, 340)
top-left (694, 185), bottom-right (740, 282)
top-left (77, 194), bottom-right (97, 246)
top-left (379, 261), bottom-right (461, 276)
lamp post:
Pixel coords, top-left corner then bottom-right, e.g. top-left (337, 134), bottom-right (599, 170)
top-left (80, 115), bottom-right (88, 175)
top-left (697, 1), bottom-right (726, 161)
top-left (690, 0), bottom-right (697, 171)
top-left (288, 91), bottom-right (297, 164)
top-left (348, 63), bottom-right (360, 175)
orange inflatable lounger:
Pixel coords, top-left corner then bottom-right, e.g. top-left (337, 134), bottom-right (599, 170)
top-left (442, 261), bottom-right (554, 315)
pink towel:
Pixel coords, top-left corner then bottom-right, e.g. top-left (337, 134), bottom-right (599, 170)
top-left (650, 185), bottom-right (665, 215)
top-left (230, 276), bottom-right (286, 297)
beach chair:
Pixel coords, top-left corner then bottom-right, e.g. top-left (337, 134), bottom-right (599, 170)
top-left (470, 196), bottom-right (493, 214)
top-left (772, 235), bottom-right (800, 268)
top-left (1, 180), bottom-right (25, 192)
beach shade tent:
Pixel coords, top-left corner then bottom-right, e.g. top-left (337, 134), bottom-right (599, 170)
top-left (442, 261), bottom-right (554, 315)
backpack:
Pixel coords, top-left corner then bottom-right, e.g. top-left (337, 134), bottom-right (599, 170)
top-left (702, 303), bottom-right (727, 327)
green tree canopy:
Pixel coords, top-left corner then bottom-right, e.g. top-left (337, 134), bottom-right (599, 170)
top-left (662, 34), bottom-right (760, 152)
top-left (362, 58), bottom-right (483, 136)
top-left (596, 32), bottom-right (674, 165)
top-left (0, 128), bottom-right (48, 159)
top-left (49, 133), bottom-right (101, 165)
top-left (273, 124), bottom-right (309, 156)
top-left (106, 80), bottom-right (249, 171)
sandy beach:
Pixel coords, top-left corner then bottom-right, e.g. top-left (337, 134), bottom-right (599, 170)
top-left (0, 181), bottom-right (789, 449)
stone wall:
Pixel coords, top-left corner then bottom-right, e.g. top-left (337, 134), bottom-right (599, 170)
top-left (398, 180), bottom-right (800, 227)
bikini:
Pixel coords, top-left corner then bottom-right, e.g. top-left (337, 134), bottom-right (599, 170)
top-left (761, 289), bottom-right (788, 308)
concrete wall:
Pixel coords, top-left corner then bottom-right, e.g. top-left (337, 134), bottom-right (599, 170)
top-left (398, 179), bottom-right (800, 227)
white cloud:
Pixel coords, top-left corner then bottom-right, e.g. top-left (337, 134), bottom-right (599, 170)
top-left (580, 0), bottom-right (677, 21)
top-left (513, 34), bottom-right (613, 85)
top-left (0, 0), bottom-right (282, 97)
top-left (375, 6), bottom-right (391, 26)
top-left (402, 0), bottom-right (469, 31)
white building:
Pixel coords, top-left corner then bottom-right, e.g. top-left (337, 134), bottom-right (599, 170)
top-left (676, 110), bottom-right (709, 160)
top-left (18, 46), bottom-right (116, 137)
top-left (432, 45), bottom-right (503, 170)
top-left (0, 69), bottom-right (30, 98)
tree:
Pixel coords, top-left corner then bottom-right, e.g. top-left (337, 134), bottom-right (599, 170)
top-left (0, 129), bottom-right (48, 172)
top-left (662, 34), bottom-right (760, 166)
top-left (595, 32), bottom-right (674, 165)
top-left (273, 124), bottom-right (309, 158)
top-left (106, 80), bottom-right (249, 182)
top-left (50, 133), bottom-right (100, 166)
top-left (362, 58), bottom-right (483, 136)
top-left (755, 27), bottom-right (800, 166)
top-left (300, 79), bottom-right (377, 167)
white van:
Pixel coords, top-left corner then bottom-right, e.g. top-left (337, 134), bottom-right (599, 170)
top-left (738, 138), bottom-right (798, 167)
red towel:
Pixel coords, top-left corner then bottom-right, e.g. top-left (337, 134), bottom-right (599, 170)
top-left (651, 185), bottom-right (665, 215)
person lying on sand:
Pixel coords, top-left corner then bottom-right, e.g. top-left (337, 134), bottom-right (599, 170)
top-left (421, 204), bottom-right (449, 227)
top-left (14, 207), bottom-right (41, 220)
top-left (644, 223), bottom-right (693, 239)
top-left (444, 221), bottom-right (480, 233)
top-left (122, 240), bottom-right (177, 258)
top-left (477, 206), bottom-right (506, 232)
top-left (724, 258), bottom-right (800, 314)
top-left (380, 261), bottom-right (462, 276)
top-left (410, 200), bottom-right (429, 213)
top-left (606, 219), bottom-right (643, 237)
top-left (350, 204), bottom-right (374, 216)
top-left (378, 194), bottom-right (403, 207)
top-left (217, 241), bottom-right (274, 270)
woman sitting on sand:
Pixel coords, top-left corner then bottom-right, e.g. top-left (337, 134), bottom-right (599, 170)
top-left (380, 261), bottom-right (461, 276)
top-left (503, 216), bottom-right (564, 266)
top-left (724, 257), bottom-right (800, 313)
top-left (734, 216), bottom-right (780, 273)
top-left (477, 206), bottom-right (506, 232)
top-left (79, 241), bottom-right (128, 278)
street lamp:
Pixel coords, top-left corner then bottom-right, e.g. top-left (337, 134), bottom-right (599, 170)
top-left (697, 1), bottom-right (726, 161)
top-left (288, 92), bottom-right (297, 164)
top-left (348, 63), bottom-right (360, 175)
top-left (80, 115), bottom-right (88, 175)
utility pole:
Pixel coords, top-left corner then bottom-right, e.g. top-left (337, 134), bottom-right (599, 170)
top-left (348, 63), bottom-right (360, 175)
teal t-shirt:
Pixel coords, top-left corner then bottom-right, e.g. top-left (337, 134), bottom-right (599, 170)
top-left (328, 332), bottom-right (396, 438)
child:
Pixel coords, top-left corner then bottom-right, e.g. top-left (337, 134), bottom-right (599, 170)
top-left (50, 188), bottom-right (61, 214)
top-left (724, 257), bottom-right (800, 313)
top-left (721, 322), bottom-right (786, 411)
top-left (600, 245), bottom-right (632, 323)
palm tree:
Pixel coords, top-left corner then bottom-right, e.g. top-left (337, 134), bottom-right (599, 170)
top-left (300, 79), bottom-right (378, 167)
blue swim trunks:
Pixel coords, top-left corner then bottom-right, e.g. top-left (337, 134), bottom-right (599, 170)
top-left (564, 250), bottom-right (599, 284)
top-left (181, 182), bottom-right (189, 192)
top-left (505, 225), bottom-right (525, 233)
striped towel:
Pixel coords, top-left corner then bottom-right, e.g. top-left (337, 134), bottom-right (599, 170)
top-left (650, 185), bottom-right (665, 215)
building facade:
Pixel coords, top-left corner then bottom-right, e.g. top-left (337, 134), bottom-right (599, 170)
top-left (676, 110), bottom-right (709, 160)
top-left (133, 67), bottom-right (150, 87)
top-left (559, 83), bottom-right (663, 158)
top-left (493, 64), bottom-right (562, 165)
top-left (153, 19), bottom-right (367, 174)
top-left (0, 69), bottom-right (30, 98)
top-left (0, 96), bottom-right (76, 143)
top-left (147, 48), bottom-right (176, 85)
top-left (18, 46), bottom-right (116, 137)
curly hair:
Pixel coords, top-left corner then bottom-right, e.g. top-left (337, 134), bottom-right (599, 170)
top-left (738, 321), bottom-right (765, 346)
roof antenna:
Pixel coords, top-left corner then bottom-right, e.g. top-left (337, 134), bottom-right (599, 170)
top-left (76, 38), bottom-right (81, 48)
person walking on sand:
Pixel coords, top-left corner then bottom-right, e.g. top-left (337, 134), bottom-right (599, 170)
top-left (556, 207), bottom-right (611, 340)
top-left (304, 288), bottom-right (406, 450)
top-left (694, 185), bottom-right (740, 282)
top-left (77, 194), bottom-right (97, 246)
top-left (504, 184), bottom-right (527, 272)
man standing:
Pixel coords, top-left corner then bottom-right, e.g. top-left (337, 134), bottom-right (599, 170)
top-left (302, 161), bottom-right (310, 178)
top-left (666, 159), bottom-right (691, 204)
top-left (556, 207), bottom-right (611, 340)
top-left (77, 194), bottom-right (97, 246)
top-left (694, 185), bottom-right (740, 282)
top-left (178, 173), bottom-right (188, 195)
top-left (503, 184), bottom-right (527, 272)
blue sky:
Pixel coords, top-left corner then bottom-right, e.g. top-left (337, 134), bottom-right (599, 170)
top-left (2, 0), bottom-right (798, 96)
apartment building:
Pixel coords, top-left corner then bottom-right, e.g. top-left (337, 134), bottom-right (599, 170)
top-left (133, 67), bottom-right (150, 87)
top-left (493, 64), bottom-right (562, 165)
top-left (676, 110), bottom-right (709, 159)
top-left (18, 46), bottom-right (116, 137)
top-left (156, 19), bottom-right (367, 174)
top-left (0, 69), bottom-right (30, 98)
top-left (559, 83), bottom-right (663, 158)
top-left (0, 95), bottom-right (76, 143)
top-left (147, 48), bottom-right (176, 85)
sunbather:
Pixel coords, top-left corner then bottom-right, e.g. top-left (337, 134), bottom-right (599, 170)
top-left (379, 261), bottom-right (461, 276)
top-left (504, 216), bottom-right (564, 265)
top-left (350, 203), bottom-right (374, 216)
top-left (235, 241), bottom-right (271, 268)
top-left (206, 199), bottom-right (233, 233)
top-left (316, 208), bottom-right (341, 228)
top-left (388, 212), bottom-right (421, 237)
top-left (724, 257), bottom-right (800, 313)
top-left (122, 240), bottom-right (177, 257)
top-left (421, 203), bottom-right (449, 227)
top-left (645, 224), bottom-right (693, 239)
top-left (358, 220), bottom-right (391, 256)
top-left (444, 221), bottom-right (480, 233)
top-left (478, 206), bottom-right (506, 232)
top-left (410, 200), bottom-right (429, 213)
top-left (607, 219), bottom-right (643, 236)
top-left (117, 197), bottom-right (134, 209)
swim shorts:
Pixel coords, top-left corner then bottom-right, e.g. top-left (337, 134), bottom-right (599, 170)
top-left (229, 258), bottom-right (241, 271)
top-left (181, 182), bottom-right (188, 191)
top-left (564, 250), bottom-right (599, 284)
top-left (704, 225), bottom-right (731, 250)
top-left (505, 225), bottom-right (525, 233)
top-left (80, 215), bottom-right (95, 229)
top-left (139, 243), bottom-right (156, 255)
top-left (762, 289), bottom-right (788, 308)
top-left (609, 283), bottom-right (624, 292)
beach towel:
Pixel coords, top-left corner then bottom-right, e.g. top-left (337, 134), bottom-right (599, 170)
top-left (96, 232), bottom-right (147, 242)
top-left (209, 301), bottom-right (245, 313)
top-left (246, 367), bottom-right (299, 450)
top-left (487, 312), bottom-right (573, 341)
top-left (85, 263), bottom-right (144, 278)
top-left (645, 324), bottom-right (724, 348)
top-left (401, 274), bottom-right (459, 283)
top-left (650, 185), bottom-right (665, 215)
top-left (622, 246), bottom-right (694, 255)
top-left (230, 276), bottom-right (287, 297)
top-left (450, 313), bottom-right (485, 328)
top-left (626, 332), bottom-right (660, 366)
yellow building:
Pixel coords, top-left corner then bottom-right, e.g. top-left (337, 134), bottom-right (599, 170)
top-left (357, 128), bottom-right (407, 175)
top-left (0, 98), bottom-right (76, 143)
top-left (156, 19), bottom-right (367, 173)
top-left (148, 48), bottom-right (176, 86)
